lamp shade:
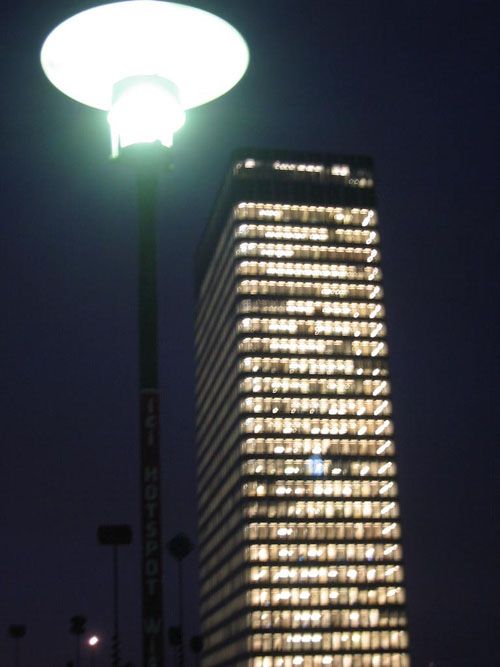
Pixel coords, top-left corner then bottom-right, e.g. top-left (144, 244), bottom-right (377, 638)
top-left (41, 1), bottom-right (249, 154)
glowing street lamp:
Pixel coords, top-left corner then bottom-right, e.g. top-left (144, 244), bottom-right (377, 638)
top-left (40, 3), bottom-right (248, 666)
top-left (88, 636), bottom-right (100, 667)
top-left (41, 0), bottom-right (249, 157)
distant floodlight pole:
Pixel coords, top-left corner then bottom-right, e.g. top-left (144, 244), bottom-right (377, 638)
top-left (88, 636), bottom-right (100, 667)
top-left (8, 625), bottom-right (26, 667)
top-left (40, 3), bottom-right (249, 667)
top-left (167, 533), bottom-right (194, 667)
top-left (98, 525), bottom-right (132, 667)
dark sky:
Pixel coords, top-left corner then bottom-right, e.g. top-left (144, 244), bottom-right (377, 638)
top-left (1, 1), bottom-right (498, 666)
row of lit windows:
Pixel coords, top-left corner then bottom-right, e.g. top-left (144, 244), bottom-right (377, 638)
top-left (241, 417), bottom-right (393, 437)
top-left (202, 577), bottom-right (404, 621)
top-left (271, 160), bottom-right (344, 174)
top-left (201, 447), bottom-right (401, 537)
top-left (241, 397), bottom-right (392, 417)
top-left (200, 472), bottom-right (401, 545)
top-left (235, 223), bottom-right (379, 246)
top-left (239, 338), bottom-right (387, 357)
top-left (233, 204), bottom-right (377, 228)
top-left (269, 160), bottom-right (347, 174)
top-left (242, 459), bottom-right (396, 479)
top-left (251, 608), bottom-right (406, 631)
top-left (199, 337), bottom-right (390, 438)
top-left (240, 377), bottom-right (390, 397)
top-left (237, 223), bottom-right (330, 242)
top-left (249, 654), bottom-right (409, 667)
top-left (235, 158), bottom-right (367, 181)
top-left (250, 629), bottom-right (408, 651)
top-left (248, 586), bottom-right (405, 607)
top-left (199, 512), bottom-right (401, 606)
top-left (208, 576), bottom-right (399, 619)
top-left (200, 458), bottom-right (396, 560)
top-left (238, 279), bottom-right (383, 300)
top-left (244, 500), bottom-right (399, 521)
top-left (237, 260), bottom-right (381, 282)
top-left (245, 522), bottom-right (400, 541)
top-left (238, 299), bottom-right (385, 319)
top-left (201, 528), bottom-right (399, 603)
top-left (201, 563), bottom-right (404, 603)
top-left (235, 242), bottom-right (380, 265)
top-left (243, 480), bottom-right (397, 499)
top-left (202, 504), bottom-right (400, 580)
top-left (241, 438), bottom-right (395, 458)
top-left (238, 318), bottom-right (386, 339)
top-left (200, 498), bottom-right (403, 568)
top-left (249, 564), bottom-right (404, 586)
top-left (246, 543), bottom-right (403, 563)
top-left (202, 488), bottom-right (407, 574)
top-left (239, 357), bottom-right (389, 378)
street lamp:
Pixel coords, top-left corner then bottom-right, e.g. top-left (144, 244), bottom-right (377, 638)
top-left (69, 616), bottom-right (87, 667)
top-left (40, 1), bottom-right (249, 157)
top-left (8, 625), bottom-right (26, 667)
top-left (167, 533), bottom-right (194, 667)
top-left (97, 525), bottom-right (132, 667)
top-left (40, 3), bottom-right (248, 667)
top-left (88, 636), bottom-right (100, 667)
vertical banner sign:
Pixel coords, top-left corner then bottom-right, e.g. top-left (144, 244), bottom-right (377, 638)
top-left (141, 390), bottom-right (163, 667)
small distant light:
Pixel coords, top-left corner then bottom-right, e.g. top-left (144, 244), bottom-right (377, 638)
top-left (88, 635), bottom-right (99, 647)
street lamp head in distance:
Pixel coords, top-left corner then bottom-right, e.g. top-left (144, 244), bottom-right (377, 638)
top-left (40, 0), bottom-right (249, 157)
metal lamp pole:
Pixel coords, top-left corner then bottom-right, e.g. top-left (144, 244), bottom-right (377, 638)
top-left (167, 533), bottom-right (193, 667)
top-left (130, 144), bottom-right (167, 667)
top-left (97, 524), bottom-right (132, 667)
top-left (8, 625), bottom-right (26, 667)
top-left (40, 7), bottom-right (249, 667)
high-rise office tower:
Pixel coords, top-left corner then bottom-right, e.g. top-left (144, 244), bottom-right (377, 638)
top-left (194, 150), bottom-right (410, 667)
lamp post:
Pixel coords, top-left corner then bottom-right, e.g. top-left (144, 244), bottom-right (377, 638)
top-left (40, 4), bottom-right (248, 667)
top-left (97, 525), bottom-right (133, 667)
top-left (8, 625), bottom-right (26, 667)
top-left (167, 533), bottom-right (193, 667)
top-left (88, 636), bottom-right (100, 667)
top-left (70, 616), bottom-right (87, 667)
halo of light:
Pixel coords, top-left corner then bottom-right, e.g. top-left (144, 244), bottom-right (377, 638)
top-left (40, 0), bottom-right (249, 111)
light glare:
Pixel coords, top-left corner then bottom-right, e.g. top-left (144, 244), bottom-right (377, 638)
top-left (41, 1), bottom-right (249, 111)
top-left (40, 1), bottom-right (249, 154)
top-left (108, 77), bottom-right (185, 156)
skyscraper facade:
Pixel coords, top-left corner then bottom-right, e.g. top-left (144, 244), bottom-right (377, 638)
top-left (194, 150), bottom-right (410, 667)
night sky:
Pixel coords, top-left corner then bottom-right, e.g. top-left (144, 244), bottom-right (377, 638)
top-left (1, 1), bottom-right (498, 666)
